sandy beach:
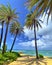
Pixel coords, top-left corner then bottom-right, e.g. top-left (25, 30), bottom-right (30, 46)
top-left (8, 53), bottom-right (52, 65)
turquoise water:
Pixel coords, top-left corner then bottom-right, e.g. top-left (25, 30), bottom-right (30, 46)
top-left (13, 50), bottom-right (52, 57)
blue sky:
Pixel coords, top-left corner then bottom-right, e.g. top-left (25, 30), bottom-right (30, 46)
top-left (0, 0), bottom-right (52, 50)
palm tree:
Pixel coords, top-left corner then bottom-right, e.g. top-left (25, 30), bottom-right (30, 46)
top-left (0, 21), bottom-right (4, 47)
top-left (25, 12), bottom-right (42, 59)
top-left (0, 4), bottom-right (18, 54)
top-left (26, 0), bottom-right (52, 21)
top-left (10, 22), bottom-right (23, 52)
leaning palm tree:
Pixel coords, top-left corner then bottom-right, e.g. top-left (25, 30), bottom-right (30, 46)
top-left (26, 0), bottom-right (52, 22)
top-left (25, 12), bottom-right (42, 59)
top-left (10, 22), bottom-right (23, 52)
top-left (0, 4), bottom-right (18, 54)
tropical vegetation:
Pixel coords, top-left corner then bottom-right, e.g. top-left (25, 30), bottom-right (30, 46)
top-left (0, 52), bottom-right (21, 65)
top-left (0, 4), bottom-right (21, 64)
top-left (0, 4), bottom-right (19, 54)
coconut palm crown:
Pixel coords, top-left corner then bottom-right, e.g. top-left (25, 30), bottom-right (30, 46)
top-left (10, 21), bottom-right (23, 52)
top-left (0, 4), bottom-right (18, 23)
top-left (10, 21), bottom-right (23, 35)
top-left (26, 0), bottom-right (52, 21)
top-left (25, 12), bottom-right (42, 29)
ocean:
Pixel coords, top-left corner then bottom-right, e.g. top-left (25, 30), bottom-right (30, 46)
top-left (13, 49), bottom-right (52, 57)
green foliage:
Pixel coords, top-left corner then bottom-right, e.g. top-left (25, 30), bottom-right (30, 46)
top-left (0, 54), bottom-right (8, 65)
top-left (39, 54), bottom-right (44, 58)
top-left (0, 52), bottom-right (21, 65)
top-left (0, 4), bottom-right (18, 23)
top-left (0, 61), bottom-right (4, 65)
top-left (4, 52), bottom-right (21, 60)
top-left (0, 54), bottom-right (8, 61)
top-left (25, 12), bottom-right (42, 30)
top-left (10, 21), bottom-right (23, 35)
top-left (12, 52), bottom-right (21, 57)
top-left (4, 52), bottom-right (17, 60)
top-left (26, 0), bottom-right (52, 21)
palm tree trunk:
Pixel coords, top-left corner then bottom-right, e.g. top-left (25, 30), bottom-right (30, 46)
top-left (34, 19), bottom-right (39, 59)
top-left (0, 21), bottom-right (4, 48)
top-left (2, 22), bottom-right (9, 54)
top-left (10, 33), bottom-right (17, 52)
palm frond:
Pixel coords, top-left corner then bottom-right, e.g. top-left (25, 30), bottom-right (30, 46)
top-left (0, 4), bottom-right (18, 23)
top-left (25, 12), bottom-right (42, 30)
top-left (26, 0), bottom-right (52, 22)
top-left (10, 21), bottom-right (23, 35)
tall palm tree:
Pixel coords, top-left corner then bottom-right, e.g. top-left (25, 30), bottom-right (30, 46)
top-left (26, 0), bottom-right (52, 21)
top-left (25, 12), bottom-right (42, 59)
top-left (0, 21), bottom-right (4, 47)
top-left (0, 4), bottom-right (18, 54)
top-left (10, 22), bottom-right (23, 52)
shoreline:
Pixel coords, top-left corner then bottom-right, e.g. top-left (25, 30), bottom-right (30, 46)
top-left (8, 53), bottom-right (52, 65)
top-left (12, 50), bottom-right (52, 57)
top-left (18, 51), bottom-right (52, 57)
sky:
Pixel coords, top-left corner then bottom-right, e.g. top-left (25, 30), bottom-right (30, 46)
top-left (0, 0), bottom-right (52, 50)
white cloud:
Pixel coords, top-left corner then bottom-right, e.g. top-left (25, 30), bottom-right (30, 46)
top-left (24, 26), bottom-right (40, 40)
top-left (24, 26), bottom-right (34, 39)
top-left (19, 34), bottom-right (52, 49)
top-left (19, 39), bottom-right (46, 49)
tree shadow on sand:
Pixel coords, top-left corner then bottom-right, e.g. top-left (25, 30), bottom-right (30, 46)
top-left (16, 56), bottom-right (47, 65)
top-left (48, 57), bottom-right (52, 59)
top-left (35, 59), bottom-right (47, 65)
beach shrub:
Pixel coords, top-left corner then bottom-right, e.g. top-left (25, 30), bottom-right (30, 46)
top-left (0, 54), bottom-right (5, 61)
top-left (12, 52), bottom-right (21, 57)
top-left (0, 54), bottom-right (8, 65)
top-left (4, 52), bottom-right (21, 61)
top-left (0, 61), bottom-right (4, 65)
top-left (4, 52), bottom-right (17, 60)
top-left (0, 52), bottom-right (21, 65)
top-left (39, 54), bottom-right (44, 58)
